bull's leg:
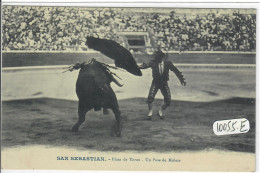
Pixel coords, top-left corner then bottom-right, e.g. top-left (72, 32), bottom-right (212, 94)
top-left (103, 108), bottom-right (109, 115)
top-left (111, 107), bottom-right (121, 137)
top-left (103, 85), bottom-right (121, 136)
top-left (72, 101), bottom-right (90, 132)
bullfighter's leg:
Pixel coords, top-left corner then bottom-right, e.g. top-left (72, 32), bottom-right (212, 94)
top-left (147, 103), bottom-right (153, 117)
top-left (146, 80), bottom-right (159, 119)
top-left (158, 82), bottom-right (171, 119)
top-left (72, 100), bottom-right (90, 132)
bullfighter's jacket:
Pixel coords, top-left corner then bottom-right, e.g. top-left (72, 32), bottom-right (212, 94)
top-left (140, 60), bottom-right (186, 84)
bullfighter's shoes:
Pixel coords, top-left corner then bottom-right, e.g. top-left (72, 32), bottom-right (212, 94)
top-left (157, 113), bottom-right (164, 120)
top-left (157, 109), bottom-right (165, 120)
top-left (146, 109), bottom-right (153, 120)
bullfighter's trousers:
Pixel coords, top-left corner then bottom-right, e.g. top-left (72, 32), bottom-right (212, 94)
top-left (147, 79), bottom-right (171, 106)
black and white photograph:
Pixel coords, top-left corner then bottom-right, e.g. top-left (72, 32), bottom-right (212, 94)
top-left (1, 1), bottom-right (257, 172)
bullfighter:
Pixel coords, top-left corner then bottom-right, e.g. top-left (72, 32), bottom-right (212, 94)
top-left (139, 50), bottom-right (186, 120)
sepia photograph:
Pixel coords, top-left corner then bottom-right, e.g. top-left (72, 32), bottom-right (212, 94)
top-left (1, 2), bottom-right (257, 172)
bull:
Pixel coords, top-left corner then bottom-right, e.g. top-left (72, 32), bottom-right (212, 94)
top-left (66, 59), bottom-right (123, 136)
top-left (65, 36), bottom-right (142, 137)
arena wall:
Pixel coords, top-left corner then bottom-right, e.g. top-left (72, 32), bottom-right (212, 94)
top-left (2, 52), bottom-right (256, 67)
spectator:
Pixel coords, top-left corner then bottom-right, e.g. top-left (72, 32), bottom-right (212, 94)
top-left (2, 6), bottom-right (256, 52)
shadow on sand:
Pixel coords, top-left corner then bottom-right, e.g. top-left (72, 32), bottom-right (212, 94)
top-left (2, 97), bottom-right (255, 153)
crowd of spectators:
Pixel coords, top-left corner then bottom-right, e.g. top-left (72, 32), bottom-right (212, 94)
top-left (2, 6), bottom-right (256, 52)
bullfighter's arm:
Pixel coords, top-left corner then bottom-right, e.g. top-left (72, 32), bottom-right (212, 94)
top-left (138, 62), bottom-right (152, 69)
top-left (168, 61), bottom-right (186, 86)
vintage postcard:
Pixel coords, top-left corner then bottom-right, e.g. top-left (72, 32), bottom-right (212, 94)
top-left (1, 2), bottom-right (257, 172)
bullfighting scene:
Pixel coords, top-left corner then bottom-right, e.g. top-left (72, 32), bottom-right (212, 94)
top-left (1, 6), bottom-right (256, 171)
